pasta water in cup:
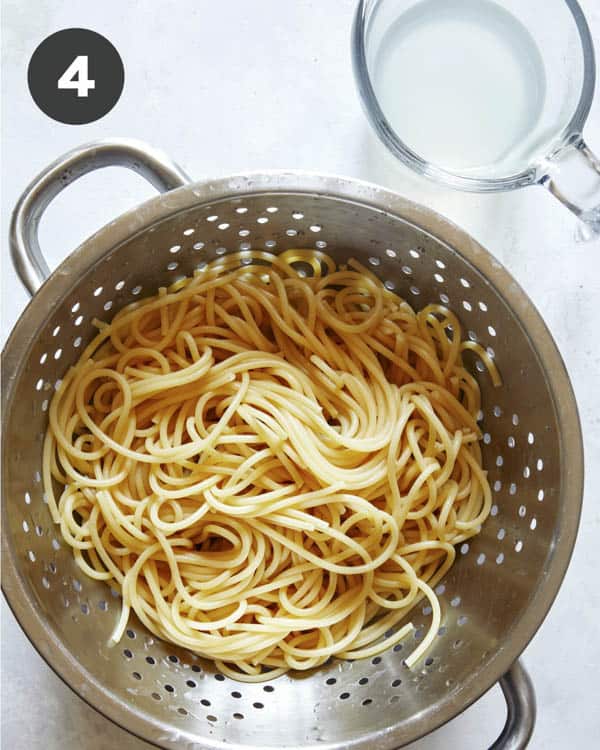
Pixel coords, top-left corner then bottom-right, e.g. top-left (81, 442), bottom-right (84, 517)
top-left (352, 0), bottom-right (600, 237)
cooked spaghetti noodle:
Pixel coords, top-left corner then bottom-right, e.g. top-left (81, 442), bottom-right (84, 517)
top-left (43, 249), bottom-right (499, 681)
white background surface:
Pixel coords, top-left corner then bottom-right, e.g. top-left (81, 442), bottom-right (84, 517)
top-left (1, 1), bottom-right (599, 748)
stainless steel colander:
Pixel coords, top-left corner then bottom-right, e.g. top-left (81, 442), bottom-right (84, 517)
top-left (1, 140), bottom-right (584, 750)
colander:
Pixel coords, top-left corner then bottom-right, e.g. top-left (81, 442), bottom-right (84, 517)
top-left (1, 139), bottom-right (584, 750)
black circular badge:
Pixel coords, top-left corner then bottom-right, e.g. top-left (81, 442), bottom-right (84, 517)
top-left (28, 28), bottom-right (124, 125)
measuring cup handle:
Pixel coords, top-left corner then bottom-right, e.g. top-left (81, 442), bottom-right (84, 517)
top-left (539, 135), bottom-right (600, 241)
top-left (9, 138), bottom-right (190, 297)
top-left (490, 660), bottom-right (536, 750)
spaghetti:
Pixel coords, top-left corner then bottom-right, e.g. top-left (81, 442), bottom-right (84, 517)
top-left (43, 249), bottom-right (498, 681)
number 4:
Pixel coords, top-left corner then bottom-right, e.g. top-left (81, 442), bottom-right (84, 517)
top-left (58, 55), bottom-right (95, 97)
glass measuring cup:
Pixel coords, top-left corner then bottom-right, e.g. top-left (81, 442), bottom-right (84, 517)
top-left (352, 0), bottom-right (600, 237)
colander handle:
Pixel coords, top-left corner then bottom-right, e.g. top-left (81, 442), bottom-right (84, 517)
top-left (9, 139), bottom-right (190, 296)
top-left (489, 661), bottom-right (536, 750)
